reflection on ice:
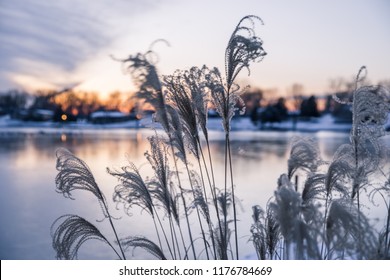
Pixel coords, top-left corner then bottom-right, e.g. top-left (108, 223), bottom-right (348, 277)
top-left (0, 128), bottom-right (374, 259)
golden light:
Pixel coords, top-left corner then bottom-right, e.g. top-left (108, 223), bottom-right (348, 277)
top-left (61, 114), bottom-right (68, 121)
top-left (71, 108), bottom-right (79, 115)
top-left (60, 133), bottom-right (67, 142)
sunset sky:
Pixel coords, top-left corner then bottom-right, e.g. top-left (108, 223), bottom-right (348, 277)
top-left (0, 0), bottom-right (389, 98)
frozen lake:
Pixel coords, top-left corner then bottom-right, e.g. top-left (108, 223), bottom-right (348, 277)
top-left (0, 127), bottom-right (367, 259)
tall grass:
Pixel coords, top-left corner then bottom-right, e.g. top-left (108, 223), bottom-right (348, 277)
top-left (51, 15), bottom-right (389, 260)
top-left (251, 67), bottom-right (390, 259)
top-left (51, 15), bottom-right (266, 260)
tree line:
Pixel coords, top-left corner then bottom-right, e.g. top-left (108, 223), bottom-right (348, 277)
top-left (2, 81), bottom-right (386, 123)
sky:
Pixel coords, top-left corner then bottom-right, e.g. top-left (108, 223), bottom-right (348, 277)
top-left (0, 0), bottom-right (389, 98)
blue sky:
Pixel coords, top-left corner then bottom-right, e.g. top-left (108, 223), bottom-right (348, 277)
top-left (0, 0), bottom-right (389, 97)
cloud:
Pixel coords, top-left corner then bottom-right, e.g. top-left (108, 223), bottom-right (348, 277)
top-left (1, 0), bottom-right (388, 96)
top-left (0, 0), bottom-right (161, 92)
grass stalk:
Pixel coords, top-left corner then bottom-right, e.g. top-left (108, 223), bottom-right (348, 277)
top-left (153, 206), bottom-right (175, 259)
top-left (199, 141), bottom-right (226, 259)
top-left (223, 133), bottom-right (229, 258)
top-left (321, 195), bottom-right (330, 259)
top-left (168, 216), bottom-right (177, 259)
top-left (184, 164), bottom-right (210, 259)
top-left (385, 197), bottom-right (390, 258)
top-left (227, 134), bottom-right (239, 259)
top-left (169, 144), bottom-right (197, 259)
top-left (95, 187), bottom-right (126, 260)
top-left (195, 153), bottom-right (217, 259)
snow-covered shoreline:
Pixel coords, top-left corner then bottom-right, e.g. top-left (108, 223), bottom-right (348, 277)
top-left (0, 113), bottom-right (356, 133)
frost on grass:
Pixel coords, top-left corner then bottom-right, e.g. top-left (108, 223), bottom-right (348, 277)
top-left (251, 68), bottom-right (390, 259)
top-left (287, 137), bottom-right (321, 180)
top-left (51, 12), bottom-right (390, 260)
top-left (208, 15), bottom-right (266, 133)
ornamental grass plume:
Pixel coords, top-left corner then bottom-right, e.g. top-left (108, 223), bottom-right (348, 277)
top-left (184, 66), bottom-right (210, 142)
top-left (325, 199), bottom-right (378, 259)
top-left (324, 148), bottom-right (352, 197)
top-left (250, 205), bottom-right (267, 260)
top-left (301, 173), bottom-right (325, 206)
top-left (225, 15), bottom-right (266, 92)
top-left (144, 135), bottom-right (179, 223)
top-left (55, 148), bottom-right (105, 205)
top-left (108, 162), bottom-right (154, 217)
top-left (54, 148), bottom-right (126, 259)
top-left (287, 137), bottom-right (321, 181)
top-left (163, 71), bottom-right (201, 160)
top-left (108, 161), bottom-right (172, 256)
top-left (269, 175), bottom-right (322, 260)
top-left (206, 15), bottom-right (266, 133)
top-left (119, 236), bottom-right (167, 260)
top-left (51, 214), bottom-right (118, 260)
top-left (113, 48), bottom-right (171, 133)
top-left (250, 205), bottom-right (280, 260)
top-left (333, 67), bottom-right (390, 201)
top-left (206, 15), bottom-right (267, 259)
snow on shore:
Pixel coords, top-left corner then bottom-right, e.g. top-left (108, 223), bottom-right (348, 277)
top-left (0, 113), bottom-right (353, 133)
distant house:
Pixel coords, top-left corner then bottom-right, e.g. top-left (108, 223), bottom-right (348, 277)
top-left (89, 111), bottom-right (137, 124)
top-left (14, 108), bottom-right (55, 121)
top-left (32, 109), bottom-right (54, 121)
